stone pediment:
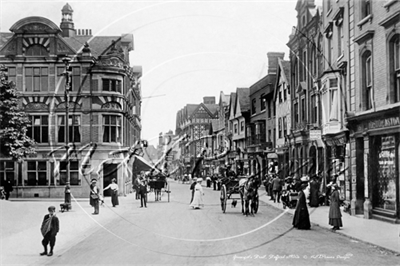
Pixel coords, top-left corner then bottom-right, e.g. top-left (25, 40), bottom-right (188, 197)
top-left (10, 16), bottom-right (61, 34)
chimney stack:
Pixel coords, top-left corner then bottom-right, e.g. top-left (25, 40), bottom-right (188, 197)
top-left (267, 52), bottom-right (285, 75)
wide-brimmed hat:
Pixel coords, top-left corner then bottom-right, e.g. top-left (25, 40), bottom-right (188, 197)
top-left (197, 178), bottom-right (202, 182)
top-left (91, 178), bottom-right (97, 183)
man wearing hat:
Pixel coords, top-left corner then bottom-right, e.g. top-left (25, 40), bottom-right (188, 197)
top-left (40, 206), bottom-right (59, 256)
top-left (90, 178), bottom-right (100, 214)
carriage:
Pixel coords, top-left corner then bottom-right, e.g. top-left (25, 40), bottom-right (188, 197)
top-left (220, 175), bottom-right (259, 214)
top-left (147, 173), bottom-right (171, 202)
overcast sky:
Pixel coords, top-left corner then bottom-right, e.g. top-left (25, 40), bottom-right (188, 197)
top-left (1, 0), bottom-right (298, 146)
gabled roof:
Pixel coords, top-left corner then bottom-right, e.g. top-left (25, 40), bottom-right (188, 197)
top-left (249, 74), bottom-right (276, 96)
top-left (64, 36), bottom-right (123, 58)
top-left (236, 87), bottom-right (250, 113)
top-left (219, 91), bottom-right (230, 107)
top-left (228, 92), bottom-right (237, 118)
top-left (273, 58), bottom-right (291, 102)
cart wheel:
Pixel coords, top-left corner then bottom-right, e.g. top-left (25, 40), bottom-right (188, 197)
top-left (220, 185), bottom-right (227, 213)
top-left (254, 196), bottom-right (259, 214)
top-left (167, 183), bottom-right (170, 202)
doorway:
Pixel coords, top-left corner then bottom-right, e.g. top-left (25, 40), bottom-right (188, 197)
top-left (355, 138), bottom-right (365, 214)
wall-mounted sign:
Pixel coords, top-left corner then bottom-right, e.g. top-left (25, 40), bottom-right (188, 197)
top-left (357, 116), bottom-right (400, 132)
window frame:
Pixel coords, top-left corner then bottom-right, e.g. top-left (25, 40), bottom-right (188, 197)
top-left (25, 66), bottom-right (49, 92)
top-left (57, 114), bottom-right (82, 143)
top-left (102, 114), bottom-right (122, 143)
top-left (102, 78), bottom-right (122, 93)
top-left (27, 115), bottom-right (49, 143)
top-left (26, 160), bottom-right (48, 186)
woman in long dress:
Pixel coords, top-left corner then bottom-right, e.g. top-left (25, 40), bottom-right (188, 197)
top-left (190, 178), bottom-right (204, 209)
top-left (292, 183), bottom-right (311, 230)
top-left (329, 183), bottom-right (343, 230)
top-left (103, 178), bottom-right (119, 207)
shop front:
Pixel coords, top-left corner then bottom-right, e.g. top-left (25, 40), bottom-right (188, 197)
top-left (349, 109), bottom-right (400, 223)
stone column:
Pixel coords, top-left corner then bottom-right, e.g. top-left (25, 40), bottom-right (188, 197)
top-left (363, 134), bottom-right (372, 219)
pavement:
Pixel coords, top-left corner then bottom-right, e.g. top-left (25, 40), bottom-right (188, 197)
top-left (256, 190), bottom-right (400, 256)
top-left (1, 180), bottom-right (399, 266)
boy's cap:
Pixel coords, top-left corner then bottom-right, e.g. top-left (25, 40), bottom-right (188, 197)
top-left (48, 206), bottom-right (56, 211)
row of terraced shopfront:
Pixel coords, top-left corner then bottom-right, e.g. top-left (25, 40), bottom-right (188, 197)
top-left (175, 0), bottom-right (400, 224)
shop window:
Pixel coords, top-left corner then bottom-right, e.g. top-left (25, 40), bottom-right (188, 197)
top-left (0, 161), bottom-right (15, 187)
top-left (27, 161), bottom-right (47, 186)
top-left (27, 115), bottom-right (48, 143)
top-left (58, 115), bottom-right (81, 143)
top-left (59, 160), bottom-right (80, 186)
top-left (103, 115), bottom-right (121, 143)
top-left (103, 79), bottom-right (122, 93)
top-left (25, 67), bottom-right (48, 92)
top-left (371, 135), bottom-right (397, 212)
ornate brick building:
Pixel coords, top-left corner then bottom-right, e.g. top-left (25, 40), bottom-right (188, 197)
top-left (0, 3), bottom-right (142, 198)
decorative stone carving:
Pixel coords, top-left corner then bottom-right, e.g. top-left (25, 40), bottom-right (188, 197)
top-left (98, 57), bottom-right (124, 68)
top-left (21, 23), bottom-right (52, 32)
top-left (101, 102), bottom-right (122, 110)
top-left (25, 102), bottom-right (48, 110)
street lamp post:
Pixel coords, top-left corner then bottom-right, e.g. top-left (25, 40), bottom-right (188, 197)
top-left (62, 56), bottom-right (72, 208)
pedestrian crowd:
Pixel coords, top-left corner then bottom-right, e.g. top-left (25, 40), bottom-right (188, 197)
top-left (263, 171), bottom-right (343, 231)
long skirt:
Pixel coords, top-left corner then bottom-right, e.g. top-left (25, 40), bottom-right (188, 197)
top-left (329, 218), bottom-right (343, 228)
top-left (190, 190), bottom-right (204, 208)
top-left (111, 190), bottom-right (119, 207)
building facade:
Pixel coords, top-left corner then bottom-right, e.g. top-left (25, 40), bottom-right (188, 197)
top-left (0, 4), bottom-right (142, 198)
top-left (347, 0), bottom-right (400, 222)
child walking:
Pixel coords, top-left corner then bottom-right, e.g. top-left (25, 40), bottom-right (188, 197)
top-left (40, 206), bottom-right (60, 256)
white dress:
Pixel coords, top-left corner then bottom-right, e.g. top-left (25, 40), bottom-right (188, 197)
top-left (190, 183), bottom-right (204, 208)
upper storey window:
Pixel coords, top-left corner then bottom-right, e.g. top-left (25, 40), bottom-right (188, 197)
top-left (103, 79), bottom-right (122, 93)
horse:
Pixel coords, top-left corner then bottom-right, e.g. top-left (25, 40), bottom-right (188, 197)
top-left (239, 177), bottom-right (260, 216)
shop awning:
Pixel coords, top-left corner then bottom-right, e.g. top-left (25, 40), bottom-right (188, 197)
top-left (132, 156), bottom-right (157, 174)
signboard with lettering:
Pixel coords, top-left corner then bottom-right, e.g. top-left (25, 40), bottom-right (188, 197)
top-left (309, 130), bottom-right (322, 140)
top-left (357, 116), bottom-right (400, 133)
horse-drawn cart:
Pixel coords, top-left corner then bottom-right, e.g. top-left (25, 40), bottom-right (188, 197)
top-left (220, 175), bottom-right (259, 215)
top-left (148, 174), bottom-right (170, 202)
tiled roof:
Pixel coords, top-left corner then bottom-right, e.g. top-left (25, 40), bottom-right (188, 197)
top-left (0, 32), bottom-right (13, 50)
top-left (64, 35), bottom-right (121, 58)
top-left (236, 87), bottom-right (250, 112)
top-left (204, 103), bottom-right (218, 115)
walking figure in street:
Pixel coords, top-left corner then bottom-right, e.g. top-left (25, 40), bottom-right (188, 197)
top-left (40, 206), bottom-right (59, 257)
top-left (328, 183), bottom-right (343, 230)
top-left (189, 178), bottom-right (197, 204)
top-left (138, 175), bottom-right (148, 208)
top-left (103, 178), bottom-right (119, 207)
top-left (272, 174), bottom-right (282, 203)
top-left (292, 183), bottom-right (311, 230)
top-left (190, 178), bottom-right (204, 209)
top-left (90, 178), bottom-right (100, 215)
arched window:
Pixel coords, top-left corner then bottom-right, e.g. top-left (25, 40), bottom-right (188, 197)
top-left (26, 44), bottom-right (48, 56)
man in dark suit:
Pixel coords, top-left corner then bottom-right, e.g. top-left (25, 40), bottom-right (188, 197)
top-left (4, 178), bottom-right (13, 200)
top-left (40, 206), bottom-right (60, 257)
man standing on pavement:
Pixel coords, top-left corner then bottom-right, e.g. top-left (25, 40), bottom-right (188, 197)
top-left (90, 178), bottom-right (100, 215)
top-left (4, 178), bottom-right (13, 200)
top-left (40, 206), bottom-right (59, 257)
